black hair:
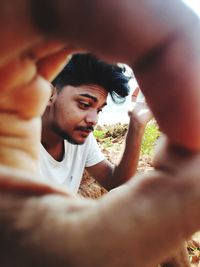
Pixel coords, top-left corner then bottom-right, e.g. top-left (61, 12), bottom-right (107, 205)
top-left (52, 53), bottom-right (131, 103)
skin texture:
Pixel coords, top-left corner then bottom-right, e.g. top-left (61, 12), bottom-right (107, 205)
top-left (0, 0), bottom-right (199, 266)
top-left (42, 85), bottom-right (108, 147)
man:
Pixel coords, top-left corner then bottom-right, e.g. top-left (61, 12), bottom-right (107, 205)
top-left (39, 53), bottom-right (151, 193)
top-left (0, 1), bottom-right (200, 267)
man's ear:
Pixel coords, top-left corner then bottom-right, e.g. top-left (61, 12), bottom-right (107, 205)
top-left (48, 85), bottom-right (57, 106)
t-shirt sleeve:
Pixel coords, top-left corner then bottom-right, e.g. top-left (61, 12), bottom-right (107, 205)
top-left (85, 133), bottom-right (105, 167)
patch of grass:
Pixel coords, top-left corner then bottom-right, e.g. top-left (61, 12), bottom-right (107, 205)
top-left (94, 121), bottom-right (160, 157)
top-left (101, 137), bottom-right (113, 149)
top-left (94, 124), bottom-right (127, 151)
top-left (93, 129), bottom-right (106, 141)
top-left (94, 129), bottom-right (113, 149)
top-left (141, 120), bottom-right (160, 156)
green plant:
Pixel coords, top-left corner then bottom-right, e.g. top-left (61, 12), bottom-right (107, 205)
top-left (101, 137), bottom-right (113, 149)
top-left (141, 120), bottom-right (160, 156)
top-left (93, 129), bottom-right (106, 141)
top-left (94, 121), bottom-right (160, 158)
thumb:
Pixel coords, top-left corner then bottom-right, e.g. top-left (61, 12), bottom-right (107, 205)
top-left (37, 48), bottom-right (73, 82)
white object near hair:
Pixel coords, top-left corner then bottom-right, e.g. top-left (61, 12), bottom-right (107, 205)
top-left (136, 90), bottom-right (145, 103)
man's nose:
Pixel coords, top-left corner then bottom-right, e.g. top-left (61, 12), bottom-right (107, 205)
top-left (85, 110), bottom-right (98, 125)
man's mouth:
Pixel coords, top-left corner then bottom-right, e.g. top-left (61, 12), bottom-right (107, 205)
top-left (76, 126), bottom-right (94, 135)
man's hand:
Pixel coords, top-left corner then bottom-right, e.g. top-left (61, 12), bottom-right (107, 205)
top-left (0, 41), bottom-right (72, 172)
top-left (128, 86), bottom-right (152, 128)
top-left (103, 87), bottom-right (153, 189)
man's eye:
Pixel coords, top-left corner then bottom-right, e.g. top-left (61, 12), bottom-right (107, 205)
top-left (79, 101), bottom-right (90, 109)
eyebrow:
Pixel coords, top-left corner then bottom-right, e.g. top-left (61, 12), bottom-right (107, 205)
top-left (79, 93), bottom-right (97, 102)
top-left (79, 93), bottom-right (107, 107)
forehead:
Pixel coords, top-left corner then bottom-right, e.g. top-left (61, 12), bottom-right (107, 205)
top-left (62, 84), bottom-right (108, 100)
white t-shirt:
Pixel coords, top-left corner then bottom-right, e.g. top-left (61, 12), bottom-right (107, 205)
top-left (38, 134), bottom-right (105, 193)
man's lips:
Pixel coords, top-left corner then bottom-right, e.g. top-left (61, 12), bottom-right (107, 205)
top-left (76, 126), bottom-right (94, 135)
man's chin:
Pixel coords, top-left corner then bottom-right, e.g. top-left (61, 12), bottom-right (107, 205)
top-left (73, 139), bottom-right (85, 145)
top-left (53, 126), bottom-right (88, 145)
top-left (66, 136), bottom-right (86, 145)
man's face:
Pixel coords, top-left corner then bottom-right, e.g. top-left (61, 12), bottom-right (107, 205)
top-left (50, 84), bottom-right (108, 144)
